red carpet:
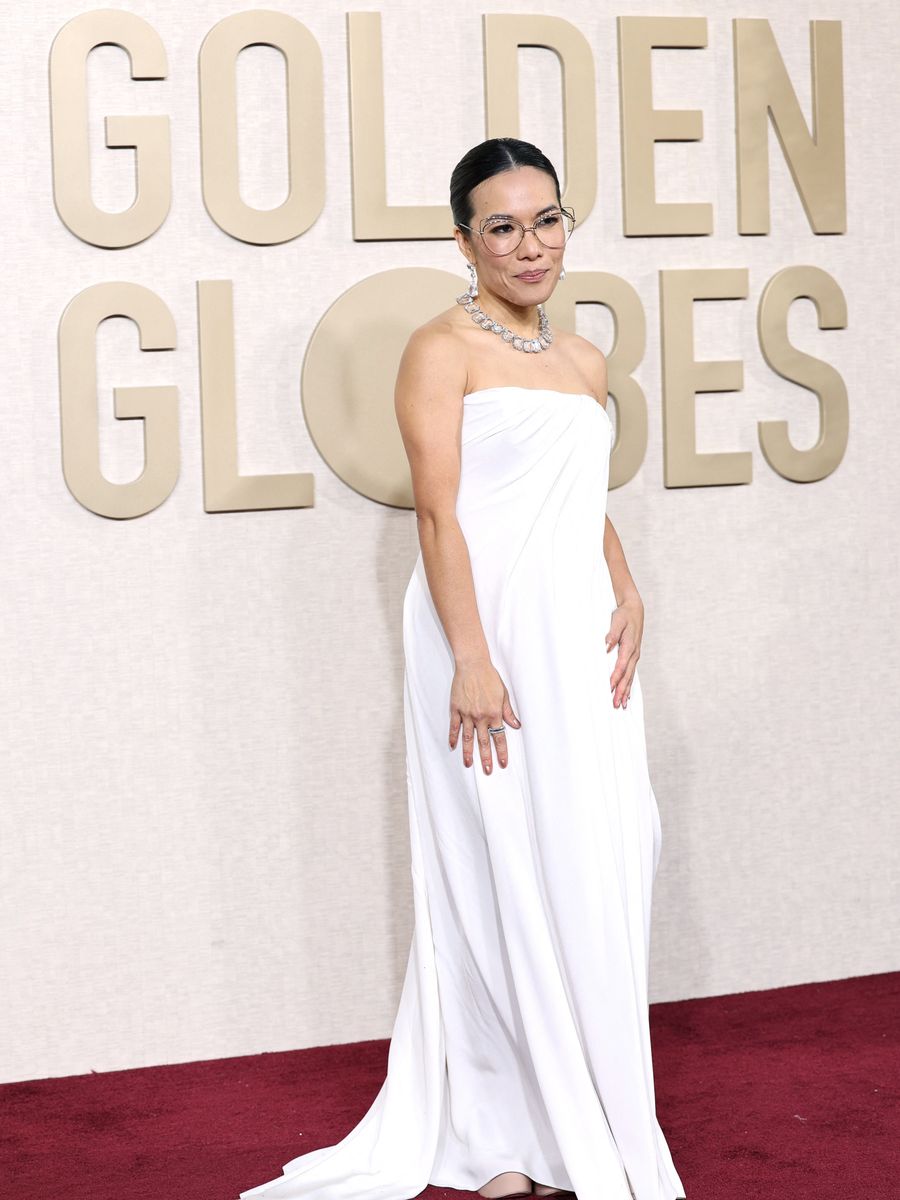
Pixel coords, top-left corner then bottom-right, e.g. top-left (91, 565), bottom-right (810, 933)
top-left (2, 971), bottom-right (897, 1200)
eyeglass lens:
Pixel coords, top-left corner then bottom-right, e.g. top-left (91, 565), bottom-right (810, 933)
top-left (480, 211), bottom-right (573, 255)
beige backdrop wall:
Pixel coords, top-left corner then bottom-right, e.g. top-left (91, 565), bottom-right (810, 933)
top-left (2, 0), bottom-right (898, 1085)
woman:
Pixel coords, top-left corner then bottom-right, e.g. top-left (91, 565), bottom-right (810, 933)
top-left (240, 138), bottom-right (686, 1200)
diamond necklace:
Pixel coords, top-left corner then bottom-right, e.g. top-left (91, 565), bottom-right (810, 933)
top-left (455, 292), bottom-right (553, 353)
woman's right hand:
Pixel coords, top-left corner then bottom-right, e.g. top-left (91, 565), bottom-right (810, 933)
top-left (449, 658), bottom-right (521, 774)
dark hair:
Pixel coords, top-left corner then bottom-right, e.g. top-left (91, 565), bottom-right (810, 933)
top-left (450, 137), bottom-right (562, 229)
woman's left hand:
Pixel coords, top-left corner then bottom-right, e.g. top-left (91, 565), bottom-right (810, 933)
top-left (605, 596), bottom-right (644, 709)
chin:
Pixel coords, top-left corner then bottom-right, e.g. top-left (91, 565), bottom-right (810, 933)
top-left (510, 277), bottom-right (557, 305)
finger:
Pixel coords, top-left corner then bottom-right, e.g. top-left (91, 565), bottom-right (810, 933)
top-left (449, 710), bottom-right (461, 749)
top-left (609, 638), bottom-right (633, 692)
top-left (614, 660), bottom-right (637, 708)
top-left (476, 720), bottom-right (494, 774)
top-left (502, 692), bottom-right (521, 729)
top-left (489, 717), bottom-right (509, 769)
top-left (461, 718), bottom-right (475, 767)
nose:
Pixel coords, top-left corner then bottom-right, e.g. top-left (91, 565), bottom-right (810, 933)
top-left (517, 227), bottom-right (543, 259)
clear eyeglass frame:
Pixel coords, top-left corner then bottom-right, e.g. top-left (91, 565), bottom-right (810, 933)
top-left (457, 206), bottom-right (576, 256)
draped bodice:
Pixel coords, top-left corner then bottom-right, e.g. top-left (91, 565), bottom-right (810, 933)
top-left (453, 386), bottom-right (614, 638)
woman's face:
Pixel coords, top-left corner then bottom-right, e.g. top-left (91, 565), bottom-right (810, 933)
top-left (456, 165), bottom-right (566, 308)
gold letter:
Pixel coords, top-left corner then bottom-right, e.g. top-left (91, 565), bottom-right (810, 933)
top-left (49, 11), bottom-right (170, 248)
top-left (734, 19), bottom-right (846, 234)
top-left (347, 13), bottom-right (453, 240)
top-left (660, 269), bottom-right (751, 487)
top-left (757, 266), bottom-right (848, 481)
top-left (58, 283), bottom-right (178, 518)
top-left (617, 16), bottom-right (712, 236)
top-left (197, 281), bottom-right (314, 512)
top-left (199, 11), bottom-right (324, 244)
top-left (547, 273), bottom-right (646, 489)
top-left (484, 15), bottom-right (597, 224)
top-left (302, 269), bottom-right (461, 506)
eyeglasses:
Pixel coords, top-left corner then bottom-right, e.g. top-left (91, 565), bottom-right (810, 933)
top-left (457, 207), bottom-right (576, 256)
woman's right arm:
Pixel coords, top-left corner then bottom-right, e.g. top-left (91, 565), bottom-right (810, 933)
top-left (394, 324), bottom-right (521, 775)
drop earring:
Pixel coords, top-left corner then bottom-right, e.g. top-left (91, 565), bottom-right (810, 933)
top-left (467, 261), bottom-right (478, 297)
top-left (559, 265), bottom-right (567, 281)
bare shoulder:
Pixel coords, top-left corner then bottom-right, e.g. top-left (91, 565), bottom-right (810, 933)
top-left (552, 328), bottom-right (608, 405)
top-left (395, 305), bottom-right (468, 408)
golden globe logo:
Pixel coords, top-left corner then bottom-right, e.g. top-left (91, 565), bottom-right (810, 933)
top-left (50, 11), bottom-right (848, 518)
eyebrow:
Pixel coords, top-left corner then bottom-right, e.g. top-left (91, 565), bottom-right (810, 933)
top-left (481, 204), bottom-right (560, 221)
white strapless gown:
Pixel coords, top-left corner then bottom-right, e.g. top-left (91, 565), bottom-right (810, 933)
top-left (239, 386), bottom-right (686, 1200)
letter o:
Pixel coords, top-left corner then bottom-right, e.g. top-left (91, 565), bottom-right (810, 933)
top-left (301, 269), bottom-right (460, 507)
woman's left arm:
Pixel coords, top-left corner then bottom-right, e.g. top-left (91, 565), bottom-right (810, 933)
top-left (603, 514), bottom-right (644, 709)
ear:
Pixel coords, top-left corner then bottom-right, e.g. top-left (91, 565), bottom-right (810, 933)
top-left (453, 226), bottom-right (475, 265)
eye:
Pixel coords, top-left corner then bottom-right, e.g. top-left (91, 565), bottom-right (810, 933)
top-left (535, 213), bottom-right (561, 229)
top-left (484, 222), bottom-right (516, 235)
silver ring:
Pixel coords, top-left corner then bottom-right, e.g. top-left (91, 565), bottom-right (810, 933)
top-left (487, 725), bottom-right (506, 736)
